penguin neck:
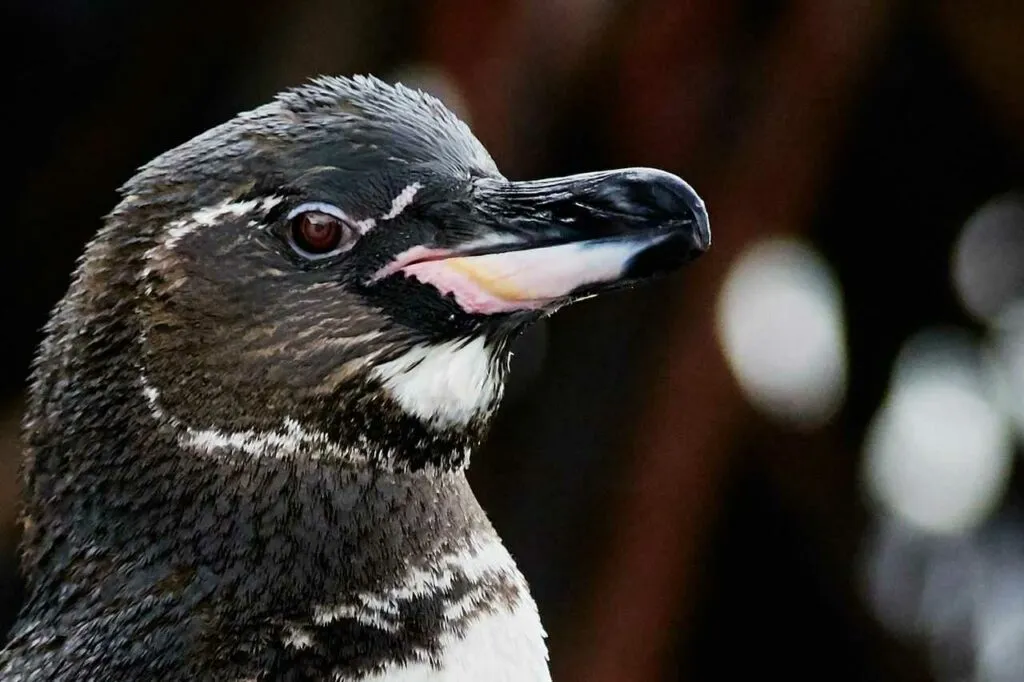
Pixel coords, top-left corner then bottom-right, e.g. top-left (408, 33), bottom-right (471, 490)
top-left (13, 438), bottom-right (556, 681)
top-left (23, 421), bottom-right (499, 608)
top-left (16, 318), bottom-right (551, 679)
top-left (14, 305), bottom-right (552, 675)
top-left (21, 325), bottom-right (502, 601)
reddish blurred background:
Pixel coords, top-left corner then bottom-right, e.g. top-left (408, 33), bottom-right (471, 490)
top-left (4, 1), bottom-right (1023, 680)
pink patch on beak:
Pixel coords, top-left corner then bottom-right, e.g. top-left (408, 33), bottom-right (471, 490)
top-left (401, 259), bottom-right (549, 314)
top-left (373, 237), bottom-right (665, 315)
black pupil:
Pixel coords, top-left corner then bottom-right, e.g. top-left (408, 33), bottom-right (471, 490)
top-left (294, 212), bottom-right (343, 253)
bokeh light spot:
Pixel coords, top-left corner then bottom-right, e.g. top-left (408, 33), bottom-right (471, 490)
top-left (952, 193), bottom-right (1024, 322)
top-left (863, 329), bottom-right (1014, 535)
top-left (716, 238), bottom-right (847, 428)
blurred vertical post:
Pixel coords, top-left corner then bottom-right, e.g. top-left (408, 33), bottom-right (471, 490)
top-left (561, 1), bottom-right (897, 680)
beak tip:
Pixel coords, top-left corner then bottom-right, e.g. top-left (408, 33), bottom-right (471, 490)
top-left (659, 171), bottom-right (711, 256)
top-left (624, 167), bottom-right (710, 252)
top-left (695, 207), bottom-right (711, 252)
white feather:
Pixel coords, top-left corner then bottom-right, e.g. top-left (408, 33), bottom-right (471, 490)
top-left (337, 601), bottom-right (550, 682)
top-left (380, 183), bottom-right (422, 221)
top-left (323, 535), bottom-right (550, 682)
top-left (370, 337), bottom-right (502, 427)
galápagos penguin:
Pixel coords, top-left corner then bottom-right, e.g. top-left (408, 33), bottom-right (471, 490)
top-left (0, 75), bottom-right (709, 681)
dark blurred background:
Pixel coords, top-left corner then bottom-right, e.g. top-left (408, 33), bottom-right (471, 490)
top-left (4, 0), bottom-right (1024, 680)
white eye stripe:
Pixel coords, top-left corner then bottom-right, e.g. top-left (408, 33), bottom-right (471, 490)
top-left (380, 182), bottom-right (421, 221)
top-left (286, 201), bottom-right (351, 222)
top-left (286, 201), bottom-right (377, 235)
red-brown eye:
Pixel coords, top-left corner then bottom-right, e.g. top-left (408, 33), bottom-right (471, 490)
top-left (286, 204), bottom-right (358, 259)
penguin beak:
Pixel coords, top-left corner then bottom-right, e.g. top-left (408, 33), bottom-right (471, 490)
top-left (372, 168), bottom-right (710, 315)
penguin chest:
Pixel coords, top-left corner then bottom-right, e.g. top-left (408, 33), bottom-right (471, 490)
top-left (352, 595), bottom-right (551, 682)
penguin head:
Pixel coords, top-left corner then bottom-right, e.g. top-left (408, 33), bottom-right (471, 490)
top-left (40, 76), bottom-right (709, 470)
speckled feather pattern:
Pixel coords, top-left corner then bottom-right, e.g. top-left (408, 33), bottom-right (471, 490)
top-left (0, 76), bottom-right (549, 681)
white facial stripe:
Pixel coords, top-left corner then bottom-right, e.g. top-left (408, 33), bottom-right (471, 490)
top-left (380, 182), bottom-right (422, 221)
top-left (164, 196), bottom-right (284, 249)
top-left (146, 185), bottom-right (419, 276)
top-left (193, 196), bottom-right (283, 225)
top-left (141, 196), bottom-right (285, 288)
top-left (369, 337), bottom-right (502, 427)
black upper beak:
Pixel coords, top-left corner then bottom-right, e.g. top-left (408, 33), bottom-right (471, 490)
top-left (477, 166), bottom-right (710, 277)
top-left (489, 167), bottom-right (709, 249)
top-left (374, 167), bottom-right (710, 315)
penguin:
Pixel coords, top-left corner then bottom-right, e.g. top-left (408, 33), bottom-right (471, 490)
top-left (0, 75), bottom-right (709, 681)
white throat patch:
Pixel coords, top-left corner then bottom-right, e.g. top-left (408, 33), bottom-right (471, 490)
top-left (369, 337), bottom-right (503, 427)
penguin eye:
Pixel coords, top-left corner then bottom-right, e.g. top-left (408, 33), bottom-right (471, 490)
top-left (286, 203), bottom-right (359, 260)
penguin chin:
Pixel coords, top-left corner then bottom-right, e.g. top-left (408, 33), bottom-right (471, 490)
top-left (368, 335), bottom-right (505, 429)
